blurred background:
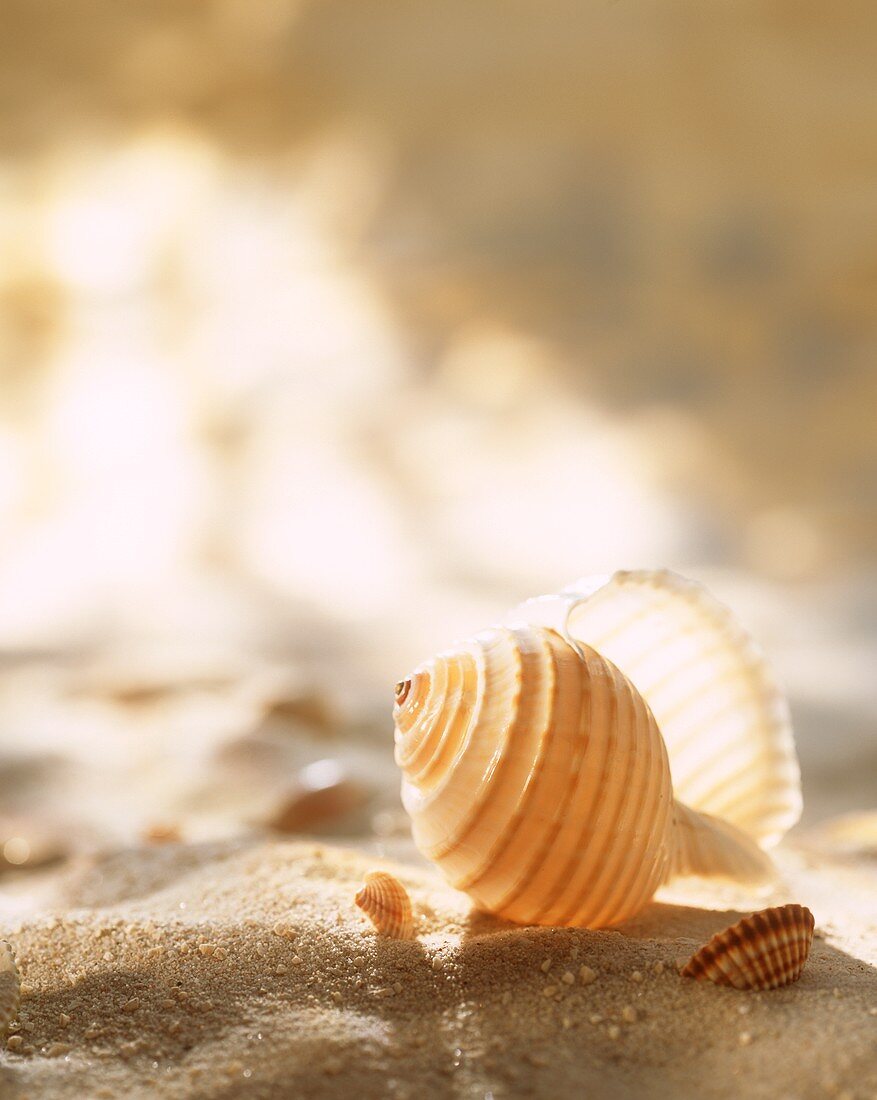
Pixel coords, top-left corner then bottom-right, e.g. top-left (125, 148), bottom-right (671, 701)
top-left (0, 0), bottom-right (874, 889)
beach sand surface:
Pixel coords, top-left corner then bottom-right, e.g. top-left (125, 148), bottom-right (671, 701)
top-left (1, 837), bottom-right (875, 1100)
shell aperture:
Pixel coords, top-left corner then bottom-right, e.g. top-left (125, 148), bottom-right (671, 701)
top-left (393, 572), bottom-right (799, 928)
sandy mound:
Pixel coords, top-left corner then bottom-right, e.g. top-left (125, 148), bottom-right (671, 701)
top-left (1, 839), bottom-right (875, 1099)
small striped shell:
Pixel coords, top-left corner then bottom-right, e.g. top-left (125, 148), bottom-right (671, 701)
top-left (394, 625), bottom-right (676, 928)
top-left (355, 872), bottom-right (415, 939)
top-left (681, 904), bottom-right (815, 990)
top-left (0, 941), bottom-right (20, 1033)
top-left (507, 569), bottom-right (801, 848)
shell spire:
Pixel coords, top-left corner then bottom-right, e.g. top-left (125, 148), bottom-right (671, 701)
top-left (393, 571), bottom-right (800, 929)
top-left (355, 871), bottom-right (415, 939)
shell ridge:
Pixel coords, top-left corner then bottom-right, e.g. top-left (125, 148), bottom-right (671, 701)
top-left (581, 669), bottom-right (662, 927)
top-left (546, 651), bottom-right (630, 925)
top-left (451, 627), bottom-right (558, 889)
top-left (515, 635), bottom-right (600, 923)
top-left (397, 658), bottom-right (449, 773)
top-left (501, 648), bottom-right (594, 915)
top-left (411, 640), bottom-right (493, 826)
top-left (403, 658), bottom-right (459, 781)
top-left (543, 648), bottom-right (621, 924)
top-left (481, 631), bottom-right (591, 913)
top-left (526, 649), bottom-right (623, 922)
top-left (423, 631), bottom-right (521, 859)
top-left (594, 686), bottom-right (669, 928)
top-left (742, 911), bottom-right (775, 987)
top-left (422, 633), bottom-right (523, 862)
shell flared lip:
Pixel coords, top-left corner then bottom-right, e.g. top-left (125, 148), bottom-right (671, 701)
top-left (394, 679), bottom-right (412, 706)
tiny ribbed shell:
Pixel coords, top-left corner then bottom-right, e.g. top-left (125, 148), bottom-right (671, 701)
top-left (682, 904), bottom-right (814, 990)
top-left (394, 625), bottom-right (675, 928)
top-left (355, 872), bottom-right (415, 939)
top-left (507, 569), bottom-right (801, 847)
top-left (0, 941), bottom-right (20, 1033)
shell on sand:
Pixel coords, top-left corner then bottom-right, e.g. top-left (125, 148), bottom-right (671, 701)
top-left (393, 623), bottom-right (774, 930)
top-left (506, 569), bottom-right (801, 848)
top-left (0, 941), bottom-right (20, 1033)
top-left (355, 872), bottom-right (414, 939)
top-left (682, 904), bottom-right (815, 990)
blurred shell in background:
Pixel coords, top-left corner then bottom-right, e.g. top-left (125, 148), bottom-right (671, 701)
top-left (0, 816), bottom-right (70, 873)
top-left (266, 759), bottom-right (367, 835)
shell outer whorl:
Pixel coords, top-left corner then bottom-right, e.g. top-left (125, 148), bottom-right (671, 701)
top-left (681, 903), bottom-right (815, 990)
top-left (392, 624), bottom-right (675, 929)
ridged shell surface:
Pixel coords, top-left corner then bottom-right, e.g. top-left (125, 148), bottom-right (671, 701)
top-left (507, 569), bottom-right (801, 846)
top-left (681, 904), bottom-right (814, 990)
top-left (0, 941), bottom-right (20, 1033)
top-left (394, 625), bottom-right (675, 928)
top-left (355, 871), bottom-right (415, 939)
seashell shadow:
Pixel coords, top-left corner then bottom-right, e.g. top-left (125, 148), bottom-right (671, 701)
top-left (458, 898), bottom-right (812, 952)
top-left (454, 898), bottom-right (874, 997)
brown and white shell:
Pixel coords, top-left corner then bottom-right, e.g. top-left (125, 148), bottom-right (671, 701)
top-left (0, 941), bottom-right (20, 1033)
top-left (355, 871), bottom-right (415, 939)
top-left (682, 904), bottom-right (815, 990)
top-left (393, 623), bottom-right (774, 929)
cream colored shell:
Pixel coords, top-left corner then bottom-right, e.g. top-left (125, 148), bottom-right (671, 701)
top-left (395, 625), bottom-right (679, 928)
top-left (506, 569), bottom-right (801, 846)
top-left (681, 903), bottom-right (814, 990)
top-left (355, 871), bottom-right (415, 939)
top-left (0, 941), bottom-right (20, 1034)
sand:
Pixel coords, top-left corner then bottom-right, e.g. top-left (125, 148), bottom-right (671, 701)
top-left (0, 836), bottom-right (874, 1100)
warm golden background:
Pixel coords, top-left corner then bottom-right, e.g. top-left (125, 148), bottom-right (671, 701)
top-left (0, 1), bottom-right (875, 878)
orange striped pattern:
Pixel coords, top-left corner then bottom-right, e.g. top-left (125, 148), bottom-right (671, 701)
top-left (355, 871), bottom-right (415, 939)
top-left (394, 625), bottom-right (675, 928)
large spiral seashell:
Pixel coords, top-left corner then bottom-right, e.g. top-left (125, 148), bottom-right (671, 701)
top-left (393, 570), bottom-right (799, 929)
top-left (355, 871), bottom-right (415, 939)
top-left (0, 941), bottom-right (20, 1034)
top-left (681, 904), bottom-right (815, 990)
top-left (396, 626), bottom-right (674, 926)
